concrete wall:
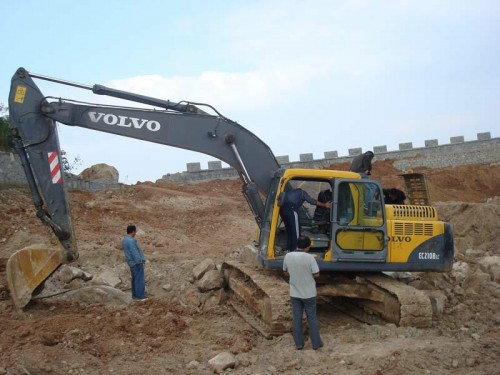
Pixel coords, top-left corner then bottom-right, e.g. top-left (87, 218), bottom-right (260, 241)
top-left (64, 175), bottom-right (122, 192)
top-left (0, 152), bottom-right (27, 186)
top-left (159, 133), bottom-right (500, 183)
top-left (0, 152), bottom-right (121, 191)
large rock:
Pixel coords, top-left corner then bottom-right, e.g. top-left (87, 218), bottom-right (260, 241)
top-left (478, 256), bottom-right (500, 282)
top-left (54, 265), bottom-right (92, 283)
top-left (452, 261), bottom-right (470, 285)
top-left (91, 270), bottom-right (122, 288)
top-left (421, 290), bottom-right (447, 317)
top-left (193, 258), bottom-right (216, 280)
top-left (55, 285), bottom-right (131, 306)
top-left (239, 245), bottom-right (262, 267)
top-left (196, 270), bottom-right (223, 292)
top-left (208, 352), bottom-right (236, 373)
top-left (79, 163), bottom-right (119, 182)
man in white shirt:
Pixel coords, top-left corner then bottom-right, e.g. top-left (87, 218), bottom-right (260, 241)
top-left (283, 236), bottom-right (324, 350)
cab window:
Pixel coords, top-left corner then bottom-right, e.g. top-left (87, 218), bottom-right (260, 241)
top-left (337, 181), bottom-right (383, 227)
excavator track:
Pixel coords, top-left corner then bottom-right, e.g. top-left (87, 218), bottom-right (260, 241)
top-left (222, 260), bottom-right (292, 338)
top-left (222, 262), bottom-right (433, 337)
top-left (317, 273), bottom-right (433, 328)
top-left (362, 273), bottom-right (433, 327)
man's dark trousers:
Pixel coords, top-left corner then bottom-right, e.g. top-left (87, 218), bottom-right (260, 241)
top-left (280, 204), bottom-right (300, 251)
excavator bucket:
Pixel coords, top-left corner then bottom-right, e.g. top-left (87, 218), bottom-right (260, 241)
top-left (6, 245), bottom-right (64, 309)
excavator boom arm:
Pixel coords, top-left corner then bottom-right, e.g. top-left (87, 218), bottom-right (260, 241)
top-left (9, 67), bottom-right (281, 233)
top-left (41, 101), bottom-right (277, 193)
top-left (7, 67), bottom-right (281, 308)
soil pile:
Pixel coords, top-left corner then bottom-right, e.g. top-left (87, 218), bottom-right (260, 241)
top-left (0, 161), bottom-right (499, 374)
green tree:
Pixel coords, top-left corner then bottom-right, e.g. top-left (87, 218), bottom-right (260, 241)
top-left (61, 150), bottom-right (82, 174)
top-left (0, 104), bottom-right (14, 152)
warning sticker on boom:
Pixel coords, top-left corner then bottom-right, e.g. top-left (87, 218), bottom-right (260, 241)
top-left (14, 85), bottom-right (27, 103)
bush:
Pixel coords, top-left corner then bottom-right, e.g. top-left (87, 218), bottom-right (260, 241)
top-left (0, 104), bottom-right (13, 152)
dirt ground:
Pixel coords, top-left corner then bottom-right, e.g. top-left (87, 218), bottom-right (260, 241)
top-left (0, 159), bottom-right (499, 375)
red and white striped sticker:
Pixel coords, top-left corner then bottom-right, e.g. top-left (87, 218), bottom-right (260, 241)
top-left (48, 151), bottom-right (62, 184)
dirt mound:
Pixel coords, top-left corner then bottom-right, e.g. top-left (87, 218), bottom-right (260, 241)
top-left (436, 196), bottom-right (500, 255)
top-left (0, 162), bottom-right (499, 374)
top-left (329, 159), bottom-right (500, 203)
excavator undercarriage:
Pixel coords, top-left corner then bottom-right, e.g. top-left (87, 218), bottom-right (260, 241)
top-left (223, 257), bottom-right (434, 338)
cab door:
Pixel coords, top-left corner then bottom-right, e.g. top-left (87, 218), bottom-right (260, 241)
top-left (330, 179), bottom-right (387, 262)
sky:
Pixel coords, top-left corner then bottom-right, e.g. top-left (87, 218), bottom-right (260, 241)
top-left (1, 0), bottom-right (499, 184)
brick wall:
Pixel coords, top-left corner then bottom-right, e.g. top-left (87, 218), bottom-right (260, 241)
top-left (159, 133), bottom-right (500, 183)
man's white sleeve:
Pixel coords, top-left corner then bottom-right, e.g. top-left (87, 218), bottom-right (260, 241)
top-left (310, 256), bottom-right (319, 274)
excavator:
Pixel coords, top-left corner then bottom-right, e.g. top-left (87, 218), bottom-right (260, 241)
top-left (7, 67), bottom-right (454, 337)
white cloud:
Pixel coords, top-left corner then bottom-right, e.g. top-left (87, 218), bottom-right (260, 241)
top-left (106, 62), bottom-right (331, 113)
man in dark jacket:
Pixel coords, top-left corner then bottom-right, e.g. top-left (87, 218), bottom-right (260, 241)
top-left (313, 189), bottom-right (332, 233)
top-left (350, 151), bottom-right (376, 206)
top-left (383, 188), bottom-right (407, 204)
top-left (350, 151), bottom-right (374, 176)
top-left (279, 187), bottom-right (331, 252)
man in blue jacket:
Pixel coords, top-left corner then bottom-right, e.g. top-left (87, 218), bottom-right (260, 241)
top-left (279, 186), bottom-right (331, 252)
top-left (122, 225), bottom-right (147, 301)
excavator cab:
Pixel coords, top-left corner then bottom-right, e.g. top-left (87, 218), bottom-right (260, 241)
top-left (259, 170), bottom-right (388, 268)
top-left (271, 178), bottom-right (334, 254)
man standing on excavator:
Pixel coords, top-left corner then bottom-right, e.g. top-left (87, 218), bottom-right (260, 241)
top-left (350, 151), bottom-right (377, 207)
top-left (122, 225), bottom-right (147, 301)
top-left (279, 186), bottom-right (331, 252)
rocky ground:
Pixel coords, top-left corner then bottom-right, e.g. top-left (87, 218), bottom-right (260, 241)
top-left (0, 159), bottom-right (499, 375)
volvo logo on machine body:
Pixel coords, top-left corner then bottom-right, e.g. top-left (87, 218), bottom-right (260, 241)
top-left (88, 112), bottom-right (161, 132)
top-left (388, 236), bottom-right (412, 243)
